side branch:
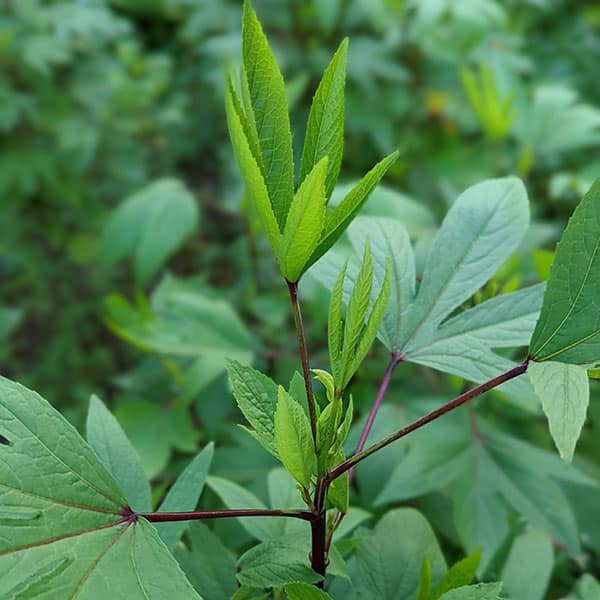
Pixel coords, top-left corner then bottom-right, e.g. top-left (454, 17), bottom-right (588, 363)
top-left (138, 508), bottom-right (315, 523)
top-left (286, 279), bottom-right (318, 446)
top-left (328, 360), bottom-right (529, 481)
top-left (350, 351), bottom-right (403, 482)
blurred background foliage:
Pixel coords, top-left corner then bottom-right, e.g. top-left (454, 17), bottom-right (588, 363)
top-left (1, 0), bottom-right (600, 596)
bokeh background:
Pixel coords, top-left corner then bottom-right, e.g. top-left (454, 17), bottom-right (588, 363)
top-left (1, 1), bottom-right (600, 597)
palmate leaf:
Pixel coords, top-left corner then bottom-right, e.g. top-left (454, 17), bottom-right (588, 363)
top-left (313, 178), bottom-right (539, 404)
top-left (375, 406), bottom-right (594, 570)
top-left (0, 376), bottom-right (200, 598)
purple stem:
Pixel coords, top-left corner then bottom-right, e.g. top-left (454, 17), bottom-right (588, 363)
top-left (138, 508), bottom-right (315, 523)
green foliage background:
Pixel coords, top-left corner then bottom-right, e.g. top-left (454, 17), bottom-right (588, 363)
top-left (1, 0), bottom-right (600, 598)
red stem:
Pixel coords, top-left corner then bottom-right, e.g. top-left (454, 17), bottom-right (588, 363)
top-left (328, 361), bottom-right (529, 481)
top-left (350, 352), bottom-right (403, 482)
top-left (139, 508), bottom-right (315, 523)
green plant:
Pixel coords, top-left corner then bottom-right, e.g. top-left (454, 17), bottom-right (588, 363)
top-left (1, 2), bottom-right (599, 598)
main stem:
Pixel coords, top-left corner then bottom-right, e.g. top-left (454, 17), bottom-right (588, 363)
top-left (286, 279), bottom-right (318, 446)
top-left (310, 476), bottom-right (329, 587)
top-left (328, 361), bottom-right (529, 481)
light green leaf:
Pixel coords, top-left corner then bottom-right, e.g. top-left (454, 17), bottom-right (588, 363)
top-left (354, 508), bottom-right (446, 600)
top-left (176, 521), bottom-right (237, 600)
top-left (328, 464), bottom-right (349, 512)
top-left (564, 575), bottom-right (600, 600)
top-left (282, 156), bottom-right (328, 282)
top-left (308, 150), bottom-right (399, 268)
top-left (347, 217), bottom-right (415, 352)
top-left (433, 550), bottom-right (481, 599)
top-left (439, 583), bottom-right (503, 600)
top-left (328, 259), bottom-right (347, 386)
top-left (0, 376), bottom-right (200, 598)
top-left (417, 555), bottom-right (432, 600)
top-left (242, 0), bottom-right (294, 229)
top-left (530, 179), bottom-right (600, 364)
top-left (207, 476), bottom-right (284, 542)
top-left (225, 79), bottom-right (283, 260)
top-left (274, 387), bottom-right (314, 487)
top-left (237, 536), bottom-right (321, 588)
top-left (227, 359), bottom-right (279, 457)
top-left (501, 529), bottom-right (553, 600)
top-left (100, 178), bottom-right (199, 286)
top-left (528, 361), bottom-right (589, 462)
top-left (285, 582), bottom-right (333, 599)
top-left (299, 38), bottom-right (348, 199)
top-left (155, 444), bottom-right (214, 551)
top-left (86, 395), bottom-right (151, 513)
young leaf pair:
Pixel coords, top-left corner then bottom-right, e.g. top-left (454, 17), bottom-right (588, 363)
top-left (226, 0), bottom-right (398, 283)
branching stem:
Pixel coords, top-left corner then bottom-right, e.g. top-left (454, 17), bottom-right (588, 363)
top-left (286, 279), bottom-right (318, 446)
top-left (138, 508), bottom-right (315, 523)
top-left (328, 360), bottom-right (529, 481)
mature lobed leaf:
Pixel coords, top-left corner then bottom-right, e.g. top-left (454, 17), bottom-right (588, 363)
top-left (315, 179), bottom-right (540, 404)
top-left (227, 359), bottom-right (279, 457)
top-left (0, 376), bottom-right (200, 598)
top-left (86, 395), bottom-right (151, 513)
top-left (306, 150), bottom-right (399, 269)
top-left (352, 508), bottom-right (447, 600)
top-left (154, 443), bottom-right (214, 551)
top-left (300, 38), bottom-right (348, 199)
top-left (528, 361), bottom-right (589, 462)
top-left (282, 156), bottom-right (328, 282)
top-left (529, 179), bottom-right (600, 364)
top-left (242, 0), bottom-right (294, 229)
top-left (376, 412), bottom-right (593, 569)
top-left (274, 387), bottom-right (314, 488)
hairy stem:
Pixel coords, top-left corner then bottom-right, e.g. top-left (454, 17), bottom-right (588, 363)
top-left (350, 352), bottom-right (403, 482)
top-left (328, 361), bottom-right (529, 481)
top-left (286, 279), bottom-right (318, 446)
top-left (138, 508), bottom-right (315, 523)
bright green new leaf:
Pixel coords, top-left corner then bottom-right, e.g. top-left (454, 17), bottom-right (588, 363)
top-left (328, 452), bottom-right (349, 512)
top-left (529, 179), bottom-right (600, 364)
top-left (225, 79), bottom-right (283, 261)
top-left (501, 529), bottom-right (553, 600)
top-left (285, 582), bottom-right (333, 600)
top-left (0, 376), bottom-right (200, 598)
top-left (433, 550), bottom-right (481, 599)
top-left (155, 443), bottom-right (214, 551)
top-left (282, 156), bottom-right (328, 282)
top-left (328, 259), bottom-right (347, 383)
top-left (307, 150), bottom-right (399, 268)
top-left (274, 386), bottom-right (314, 488)
top-left (227, 359), bottom-right (279, 457)
top-left (242, 0), bottom-right (294, 229)
top-left (237, 536), bottom-right (321, 588)
top-left (528, 360), bottom-right (590, 462)
top-left (439, 583), bottom-right (503, 600)
top-left (316, 400), bottom-right (341, 458)
top-left (86, 394), bottom-right (151, 513)
top-left (300, 38), bottom-right (348, 198)
top-left (353, 508), bottom-right (446, 600)
top-left (417, 556), bottom-right (432, 600)
top-left (100, 178), bottom-right (199, 286)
